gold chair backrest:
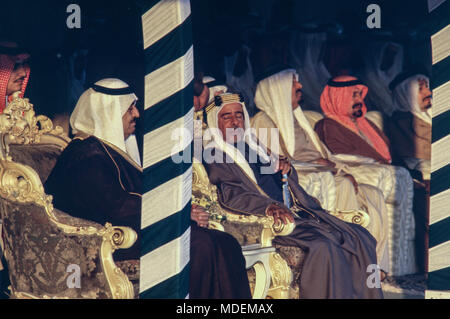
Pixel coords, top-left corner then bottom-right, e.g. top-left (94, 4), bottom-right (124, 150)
top-left (0, 92), bottom-right (70, 160)
top-left (0, 94), bottom-right (136, 299)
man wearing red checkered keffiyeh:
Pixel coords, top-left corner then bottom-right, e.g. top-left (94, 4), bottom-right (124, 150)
top-left (316, 75), bottom-right (392, 164)
top-left (0, 42), bottom-right (30, 113)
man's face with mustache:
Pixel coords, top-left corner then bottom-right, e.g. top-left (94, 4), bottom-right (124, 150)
top-left (417, 78), bottom-right (432, 112)
top-left (6, 59), bottom-right (28, 96)
top-left (350, 88), bottom-right (364, 119)
top-left (218, 103), bottom-right (245, 144)
top-left (291, 75), bottom-right (303, 110)
top-left (122, 101), bottom-right (140, 140)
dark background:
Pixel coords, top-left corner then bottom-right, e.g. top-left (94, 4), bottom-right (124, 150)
top-left (0, 0), bottom-right (433, 125)
top-left (190, 0), bottom-right (432, 83)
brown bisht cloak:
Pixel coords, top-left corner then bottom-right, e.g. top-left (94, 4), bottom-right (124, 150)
top-left (44, 136), bottom-right (142, 261)
top-left (205, 148), bottom-right (383, 299)
top-left (315, 117), bottom-right (392, 164)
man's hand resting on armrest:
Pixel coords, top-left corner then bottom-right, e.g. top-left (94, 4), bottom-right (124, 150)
top-left (266, 203), bottom-right (295, 225)
top-left (191, 204), bottom-right (210, 228)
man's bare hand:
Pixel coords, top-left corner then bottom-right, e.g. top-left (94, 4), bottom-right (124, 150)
top-left (277, 156), bottom-right (291, 175)
top-left (191, 204), bottom-right (210, 228)
top-left (344, 174), bottom-right (359, 194)
top-left (266, 203), bottom-right (295, 225)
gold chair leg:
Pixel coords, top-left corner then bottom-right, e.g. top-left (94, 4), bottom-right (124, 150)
top-left (251, 262), bottom-right (270, 299)
top-left (267, 252), bottom-right (293, 299)
top-left (242, 245), bottom-right (274, 299)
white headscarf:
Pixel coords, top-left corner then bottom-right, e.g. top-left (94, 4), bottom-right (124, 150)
top-left (70, 78), bottom-right (141, 166)
top-left (392, 74), bottom-right (432, 124)
top-left (254, 69), bottom-right (326, 159)
top-left (204, 93), bottom-right (272, 183)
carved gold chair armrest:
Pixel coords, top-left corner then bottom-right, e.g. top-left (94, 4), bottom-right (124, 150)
top-left (0, 158), bottom-right (136, 299)
top-left (221, 211), bottom-right (295, 299)
top-left (329, 209), bottom-right (370, 228)
top-left (192, 162), bottom-right (295, 245)
top-left (218, 210), bottom-right (295, 247)
top-left (0, 93), bottom-right (70, 158)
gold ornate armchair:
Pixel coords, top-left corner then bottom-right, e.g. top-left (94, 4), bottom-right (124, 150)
top-left (0, 93), bottom-right (137, 298)
top-left (192, 162), bottom-right (298, 299)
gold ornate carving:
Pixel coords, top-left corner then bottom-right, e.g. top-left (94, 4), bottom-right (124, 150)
top-left (0, 96), bottom-right (136, 298)
top-left (250, 262), bottom-right (268, 299)
top-left (100, 224), bottom-right (137, 299)
top-left (207, 221), bottom-right (225, 232)
top-left (329, 209), bottom-right (370, 228)
top-left (192, 162), bottom-right (295, 246)
top-left (267, 252), bottom-right (294, 299)
top-left (0, 158), bottom-right (54, 210)
top-left (0, 93), bottom-right (70, 158)
top-left (0, 148), bottom-right (135, 299)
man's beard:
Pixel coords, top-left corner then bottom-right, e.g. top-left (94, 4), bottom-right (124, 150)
top-left (352, 110), bottom-right (363, 118)
top-left (423, 96), bottom-right (432, 109)
top-left (296, 89), bottom-right (303, 104)
top-left (352, 103), bottom-right (363, 118)
top-left (129, 121), bottom-right (136, 135)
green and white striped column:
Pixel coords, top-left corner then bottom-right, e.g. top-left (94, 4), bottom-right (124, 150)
top-left (139, 0), bottom-right (193, 299)
top-left (426, 0), bottom-right (450, 298)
